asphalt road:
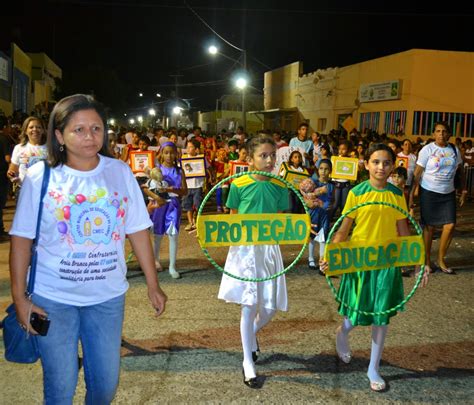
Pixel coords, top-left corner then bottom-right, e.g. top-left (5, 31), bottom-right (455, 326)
top-left (1, 198), bottom-right (473, 404)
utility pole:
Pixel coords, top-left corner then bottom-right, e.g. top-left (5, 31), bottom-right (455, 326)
top-left (169, 73), bottom-right (183, 127)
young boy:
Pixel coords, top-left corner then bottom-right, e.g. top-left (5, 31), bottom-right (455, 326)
top-left (227, 140), bottom-right (239, 161)
top-left (391, 166), bottom-right (411, 277)
top-left (182, 139), bottom-right (208, 230)
top-left (391, 166), bottom-right (408, 201)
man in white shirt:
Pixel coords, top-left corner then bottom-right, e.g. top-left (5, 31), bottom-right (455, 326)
top-left (289, 123), bottom-right (312, 167)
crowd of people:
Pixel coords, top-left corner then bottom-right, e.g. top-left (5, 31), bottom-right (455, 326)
top-left (2, 94), bottom-right (472, 400)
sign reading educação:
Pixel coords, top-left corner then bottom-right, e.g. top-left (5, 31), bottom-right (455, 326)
top-left (197, 214), bottom-right (311, 247)
top-left (325, 235), bottom-right (425, 275)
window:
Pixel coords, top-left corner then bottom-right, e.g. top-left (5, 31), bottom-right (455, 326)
top-left (384, 111), bottom-right (407, 135)
top-left (413, 111), bottom-right (474, 138)
top-left (359, 112), bottom-right (380, 132)
top-left (318, 118), bottom-right (327, 132)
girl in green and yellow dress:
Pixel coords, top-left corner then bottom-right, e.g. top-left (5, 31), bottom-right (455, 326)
top-left (320, 143), bottom-right (429, 392)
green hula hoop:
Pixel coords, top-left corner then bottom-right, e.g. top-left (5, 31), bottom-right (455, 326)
top-left (325, 201), bottom-right (425, 316)
top-left (197, 170), bottom-right (310, 282)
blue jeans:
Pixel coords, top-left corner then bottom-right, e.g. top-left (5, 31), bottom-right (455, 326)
top-left (32, 293), bottom-right (125, 405)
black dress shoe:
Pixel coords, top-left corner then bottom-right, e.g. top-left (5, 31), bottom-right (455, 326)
top-left (242, 369), bottom-right (260, 389)
top-left (252, 339), bottom-right (260, 362)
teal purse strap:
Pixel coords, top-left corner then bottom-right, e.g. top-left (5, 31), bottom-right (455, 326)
top-left (26, 162), bottom-right (51, 297)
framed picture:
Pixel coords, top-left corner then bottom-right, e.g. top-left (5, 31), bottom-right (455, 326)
top-left (331, 156), bottom-right (359, 181)
top-left (279, 162), bottom-right (310, 187)
top-left (395, 156), bottom-right (408, 169)
top-left (129, 150), bottom-right (155, 173)
top-left (181, 156), bottom-right (206, 178)
top-left (229, 161), bottom-right (249, 176)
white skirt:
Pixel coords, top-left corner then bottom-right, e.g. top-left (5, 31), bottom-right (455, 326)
top-left (218, 245), bottom-right (288, 311)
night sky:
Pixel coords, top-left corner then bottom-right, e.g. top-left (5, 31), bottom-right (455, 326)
top-left (2, 0), bottom-right (474, 115)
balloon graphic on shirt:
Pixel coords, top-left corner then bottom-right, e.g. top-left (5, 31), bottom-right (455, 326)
top-left (76, 194), bottom-right (86, 204)
top-left (69, 194), bottom-right (76, 204)
top-left (96, 188), bottom-right (106, 198)
top-left (63, 206), bottom-right (71, 220)
top-left (88, 195), bottom-right (97, 203)
top-left (57, 221), bottom-right (68, 234)
top-left (55, 208), bottom-right (64, 221)
top-left (111, 199), bottom-right (120, 209)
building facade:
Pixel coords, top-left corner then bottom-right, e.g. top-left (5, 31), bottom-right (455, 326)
top-left (258, 49), bottom-right (474, 140)
top-left (0, 43), bottom-right (61, 117)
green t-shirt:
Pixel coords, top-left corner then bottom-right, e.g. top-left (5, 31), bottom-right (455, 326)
top-left (226, 174), bottom-right (289, 213)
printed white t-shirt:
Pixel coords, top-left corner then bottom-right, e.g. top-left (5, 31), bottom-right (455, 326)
top-left (11, 143), bottom-right (48, 182)
top-left (417, 143), bottom-right (462, 194)
top-left (10, 155), bottom-right (152, 306)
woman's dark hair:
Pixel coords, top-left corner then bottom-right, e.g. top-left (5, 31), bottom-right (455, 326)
top-left (364, 142), bottom-right (396, 163)
top-left (433, 121), bottom-right (451, 134)
top-left (247, 134), bottom-right (276, 158)
top-left (19, 116), bottom-right (46, 146)
top-left (48, 94), bottom-right (112, 167)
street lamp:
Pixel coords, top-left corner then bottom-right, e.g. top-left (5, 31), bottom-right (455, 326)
top-left (139, 93), bottom-right (143, 97)
top-left (207, 45), bottom-right (248, 130)
top-left (109, 118), bottom-right (115, 126)
top-left (129, 118), bottom-right (135, 125)
top-left (172, 106), bottom-right (183, 115)
top-left (156, 93), bottom-right (161, 98)
top-left (235, 77), bottom-right (247, 90)
top-left (148, 108), bottom-right (156, 116)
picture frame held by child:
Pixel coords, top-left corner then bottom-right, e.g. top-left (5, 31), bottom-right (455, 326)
top-left (180, 156), bottom-right (206, 178)
top-left (331, 156), bottom-right (359, 181)
top-left (130, 150), bottom-right (156, 173)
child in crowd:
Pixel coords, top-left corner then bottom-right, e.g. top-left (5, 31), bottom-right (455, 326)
top-left (182, 139), bottom-right (207, 231)
top-left (228, 140), bottom-right (239, 161)
top-left (319, 143), bottom-right (428, 392)
top-left (284, 150), bottom-right (308, 213)
top-left (307, 159), bottom-right (334, 275)
top-left (331, 140), bottom-right (352, 220)
top-left (212, 148), bottom-right (230, 213)
top-left (218, 135), bottom-right (289, 388)
top-left (145, 142), bottom-right (187, 279)
top-left (390, 166), bottom-right (411, 277)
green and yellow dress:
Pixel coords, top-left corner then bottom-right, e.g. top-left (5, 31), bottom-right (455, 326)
top-left (337, 181), bottom-right (408, 326)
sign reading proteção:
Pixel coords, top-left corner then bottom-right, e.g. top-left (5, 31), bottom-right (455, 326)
top-left (325, 235), bottom-right (424, 275)
top-left (197, 214), bottom-right (310, 247)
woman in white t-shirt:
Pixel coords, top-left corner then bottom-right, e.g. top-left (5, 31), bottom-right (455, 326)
top-left (7, 116), bottom-right (48, 190)
top-left (409, 122), bottom-right (467, 275)
top-left (397, 139), bottom-right (417, 189)
top-left (9, 94), bottom-right (167, 404)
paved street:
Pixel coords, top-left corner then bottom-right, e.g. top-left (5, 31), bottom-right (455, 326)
top-left (1, 198), bottom-right (473, 404)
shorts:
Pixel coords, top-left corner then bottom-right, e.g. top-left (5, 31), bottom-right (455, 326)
top-left (182, 187), bottom-right (203, 211)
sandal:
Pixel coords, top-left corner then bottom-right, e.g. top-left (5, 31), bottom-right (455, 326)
top-left (438, 264), bottom-right (456, 275)
top-left (368, 378), bottom-right (387, 392)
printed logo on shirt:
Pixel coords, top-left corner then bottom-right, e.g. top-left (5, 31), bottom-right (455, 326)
top-left (49, 187), bottom-right (127, 244)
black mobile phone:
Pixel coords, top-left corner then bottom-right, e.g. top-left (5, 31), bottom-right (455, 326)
top-left (30, 312), bottom-right (50, 336)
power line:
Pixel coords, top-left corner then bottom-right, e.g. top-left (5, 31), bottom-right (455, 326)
top-left (51, 1), bottom-right (474, 17)
top-left (184, 0), bottom-right (243, 52)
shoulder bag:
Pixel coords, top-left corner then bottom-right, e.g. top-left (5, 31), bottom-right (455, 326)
top-left (1, 163), bottom-right (51, 363)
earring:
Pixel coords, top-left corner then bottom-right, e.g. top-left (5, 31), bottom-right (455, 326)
top-left (59, 145), bottom-right (64, 152)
